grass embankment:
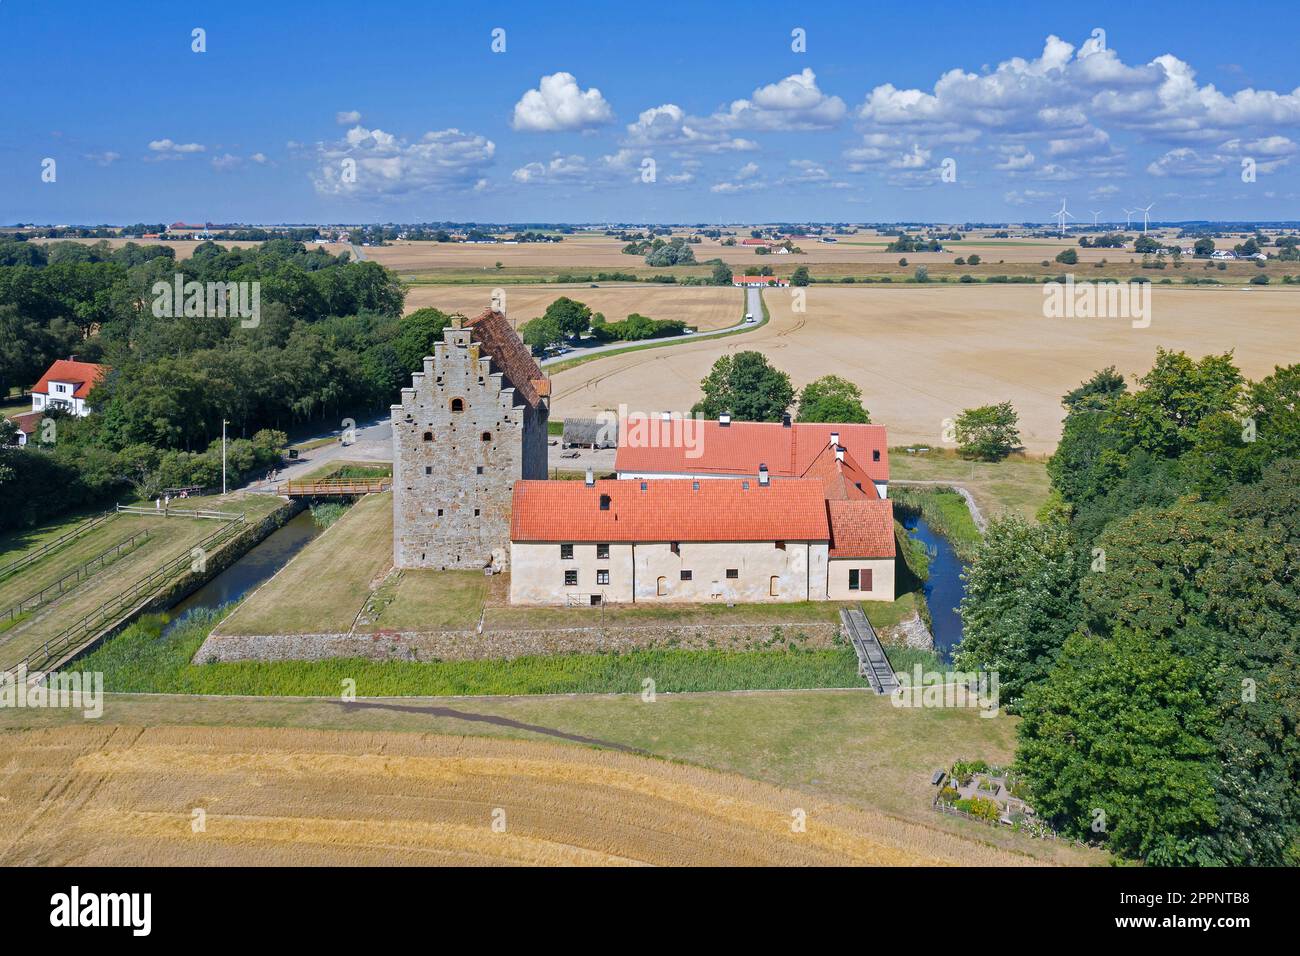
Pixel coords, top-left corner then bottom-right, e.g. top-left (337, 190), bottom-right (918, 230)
top-left (890, 448), bottom-right (1051, 522)
top-left (75, 609), bottom-right (867, 696)
top-left (74, 597), bottom-right (940, 698)
top-left (891, 486), bottom-right (983, 561)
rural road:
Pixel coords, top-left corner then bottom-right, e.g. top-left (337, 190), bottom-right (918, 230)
top-left (537, 286), bottom-right (763, 369)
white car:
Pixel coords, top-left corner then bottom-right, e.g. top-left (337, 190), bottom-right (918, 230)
top-left (744, 313), bottom-right (755, 323)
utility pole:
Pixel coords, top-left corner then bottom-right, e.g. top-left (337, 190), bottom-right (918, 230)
top-left (222, 418), bottom-right (229, 495)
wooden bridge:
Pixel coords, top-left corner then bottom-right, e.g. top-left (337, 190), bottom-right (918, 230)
top-left (840, 605), bottom-right (900, 694)
top-left (276, 477), bottom-right (391, 497)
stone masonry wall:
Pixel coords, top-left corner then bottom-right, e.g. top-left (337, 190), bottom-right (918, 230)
top-left (392, 322), bottom-right (545, 570)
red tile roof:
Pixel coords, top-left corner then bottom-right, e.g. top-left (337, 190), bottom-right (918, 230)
top-left (9, 411), bottom-right (43, 436)
top-left (465, 309), bottom-right (548, 408)
top-left (616, 420), bottom-right (889, 482)
top-left (801, 443), bottom-right (880, 500)
top-left (511, 479), bottom-right (831, 542)
top-left (827, 500), bottom-right (896, 558)
top-left (31, 360), bottom-right (109, 400)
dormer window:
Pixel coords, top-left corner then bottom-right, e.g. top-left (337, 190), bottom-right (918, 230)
top-left (599, 494), bottom-right (611, 511)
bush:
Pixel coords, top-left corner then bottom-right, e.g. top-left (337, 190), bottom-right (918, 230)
top-left (1250, 273), bottom-right (1270, 285)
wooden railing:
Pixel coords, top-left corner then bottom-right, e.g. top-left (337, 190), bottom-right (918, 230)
top-left (0, 511), bottom-right (116, 582)
top-left (277, 477), bottom-right (391, 496)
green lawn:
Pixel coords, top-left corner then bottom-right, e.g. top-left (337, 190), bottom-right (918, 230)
top-left (216, 492), bottom-right (393, 636)
top-left (362, 569), bottom-right (488, 631)
top-left (890, 449), bottom-right (1051, 522)
top-left (891, 486), bottom-right (984, 560)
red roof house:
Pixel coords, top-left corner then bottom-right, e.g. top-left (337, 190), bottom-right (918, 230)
top-left (30, 359), bottom-right (109, 416)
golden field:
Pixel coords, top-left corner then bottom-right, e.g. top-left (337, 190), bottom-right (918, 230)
top-left (550, 284), bottom-right (1299, 452)
top-left (404, 282), bottom-right (743, 331)
top-left (0, 724), bottom-right (1050, 866)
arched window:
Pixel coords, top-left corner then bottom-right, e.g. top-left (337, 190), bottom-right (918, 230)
top-left (450, 398), bottom-right (464, 412)
top-left (656, 576), bottom-right (667, 596)
top-left (481, 431), bottom-right (492, 442)
top-left (422, 431), bottom-right (433, 442)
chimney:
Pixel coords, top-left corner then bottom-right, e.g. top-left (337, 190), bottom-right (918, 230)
top-left (781, 412), bottom-right (792, 428)
top-left (829, 431), bottom-right (840, 448)
top-left (835, 446), bottom-right (845, 463)
top-left (584, 468), bottom-right (594, 487)
top-left (719, 412), bottom-right (731, 427)
top-left (660, 411), bottom-right (671, 422)
top-left (758, 464), bottom-right (770, 486)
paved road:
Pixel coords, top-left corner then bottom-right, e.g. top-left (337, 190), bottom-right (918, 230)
top-left (537, 286), bottom-right (764, 369)
top-left (241, 414), bottom-right (393, 492)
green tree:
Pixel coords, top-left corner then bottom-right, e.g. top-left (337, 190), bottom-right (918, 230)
top-left (692, 351), bottom-right (794, 422)
top-left (1017, 628), bottom-right (1219, 864)
top-left (955, 516), bottom-right (1082, 706)
top-left (519, 315), bottom-right (564, 355)
top-left (1193, 237), bottom-right (1215, 256)
top-left (796, 375), bottom-right (870, 423)
top-left (790, 265), bottom-right (810, 287)
top-left (541, 296), bottom-right (592, 338)
top-left (1054, 248), bottom-right (1078, 265)
top-left (711, 261), bottom-right (733, 286)
top-left (955, 402), bottom-right (1020, 461)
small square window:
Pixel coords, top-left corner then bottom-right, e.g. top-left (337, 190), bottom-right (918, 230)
top-left (596, 543), bottom-right (609, 559)
top-left (670, 542), bottom-right (680, 555)
top-left (775, 541), bottom-right (786, 551)
top-left (725, 569), bottom-right (738, 579)
top-left (596, 569), bottom-right (609, 585)
top-left (564, 569), bottom-right (578, 586)
top-left (680, 570), bottom-right (692, 581)
top-left (436, 509), bottom-right (443, 517)
top-left (560, 543), bottom-right (574, 560)
top-left (476, 466), bottom-right (484, 475)
top-left (474, 508), bottom-right (480, 517)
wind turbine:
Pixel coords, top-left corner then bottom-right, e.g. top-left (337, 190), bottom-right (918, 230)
top-left (1052, 199), bottom-right (1074, 238)
top-left (1123, 208), bottom-right (1134, 230)
top-left (1138, 203), bottom-right (1154, 236)
top-left (1091, 210), bottom-right (1102, 227)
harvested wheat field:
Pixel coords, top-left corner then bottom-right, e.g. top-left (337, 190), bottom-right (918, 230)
top-left (404, 283), bottom-right (744, 331)
top-left (0, 724), bottom-right (1045, 866)
top-left (550, 284), bottom-right (1299, 452)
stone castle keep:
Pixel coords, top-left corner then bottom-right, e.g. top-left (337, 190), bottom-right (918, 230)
top-left (392, 309), bottom-right (549, 571)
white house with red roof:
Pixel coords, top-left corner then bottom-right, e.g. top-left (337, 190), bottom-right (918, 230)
top-left (29, 359), bottom-right (109, 418)
top-left (509, 424), bottom-right (896, 605)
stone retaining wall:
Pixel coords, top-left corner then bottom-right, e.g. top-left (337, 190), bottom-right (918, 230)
top-left (194, 619), bottom-right (843, 664)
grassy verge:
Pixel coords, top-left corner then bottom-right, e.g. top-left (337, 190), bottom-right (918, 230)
top-left (890, 448), bottom-right (1051, 522)
top-left (891, 486), bottom-right (983, 560)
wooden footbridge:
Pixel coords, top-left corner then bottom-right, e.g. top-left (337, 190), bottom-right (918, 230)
top-left (276, 476), bottom-right (391, 497)
top-left (841, 605), bottom-right (900, 694)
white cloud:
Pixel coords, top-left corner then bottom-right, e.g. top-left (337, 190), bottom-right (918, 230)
top-left (336, 110), bottom-right (362, 125)
top-left (511, 73), bottom-right (614, 132)
top-left (147, 139), bottom-right (205, 160)
top-left (624, 103), bottom-right (757, 152)
top-left (995, 145), bottom-right (1036, 170)
top-left (312, 125), bottom-right (495, 198)
top-left (858, 32), bottom-right (1300, 162)
top-left (83, 151), bottom-right (120, 167)
top-left (211, 153), bottom-right (243, 172)
top-left (735, 161), bottom-right (759, 181)
top-left (510, 150), bottom-right (638, 186)
top-left (713, 68), bottom-right (846, 131)
top-left (890, 144), bottom-right (932, 169)
top-left (250, 152), bottom-right (269, 165)
top-left (1145, 147), bottom-right (1223, 178)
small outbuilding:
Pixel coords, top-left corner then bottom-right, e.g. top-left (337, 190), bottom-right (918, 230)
top-left (563, 416), bottom-right (617, 449)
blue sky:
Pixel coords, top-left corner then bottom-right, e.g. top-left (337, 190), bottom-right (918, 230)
top-left (3, 0), bottom-right (1299, 224)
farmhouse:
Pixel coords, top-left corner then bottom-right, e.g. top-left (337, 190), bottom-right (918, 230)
top-left (391, 312), bottom-right (894, 604)
top-left (510, 435), bottom-right (895, 605)
top-left (29, 359), bottom-right (109, 418)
